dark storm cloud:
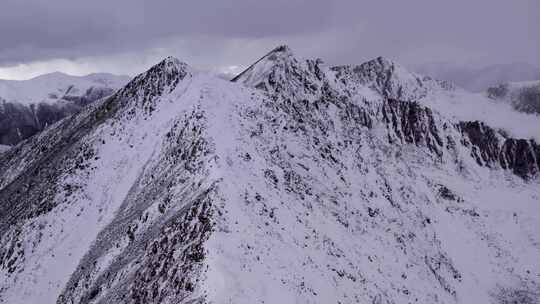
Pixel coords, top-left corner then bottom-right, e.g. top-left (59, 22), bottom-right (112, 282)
top-left (0, 0), bottom-right (334, 65)
top-left (0, 0), bottom-right (538, 74)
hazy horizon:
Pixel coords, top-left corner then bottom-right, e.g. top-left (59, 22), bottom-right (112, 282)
top-left (1, 0), bottom-right (538, 80)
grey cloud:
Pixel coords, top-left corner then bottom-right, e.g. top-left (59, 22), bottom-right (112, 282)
top-left (0, 0), bottom-right (538, 73)
top-left (0, 0), bottom-right (334, 65)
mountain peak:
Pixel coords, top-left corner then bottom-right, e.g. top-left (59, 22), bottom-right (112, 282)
top-left (161, 55), bottom-right (182, 65)
top-left (231, 45), bottom-right (297, 84)
top-left (330, 56), bottom-right (456, 101)
top-left (125, 56), bottom-right (190, 88)
top-left (268, 44), bottom-right (293, 56)
top-left (24, 71), bottom-right (71, 81)
top-left (230, 45), bottom-right (328, 101)
top-left (358, 56), bottom-right (406, 75)
top-left (153, 56), bottom-right (189, 75)
top-left (372, 56), bottom-right (397, 67)
top-left (331, 56), bottom-right (403, 78)
top-left (115, 56), bottom-right (192, 114)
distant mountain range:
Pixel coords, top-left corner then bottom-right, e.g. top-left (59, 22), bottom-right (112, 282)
top-left (414, 62), bottom-right (540, 92)
top-left (0, 72), bottom-right (130, 146)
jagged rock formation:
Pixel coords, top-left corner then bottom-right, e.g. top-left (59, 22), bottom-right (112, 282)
top-left (0, 72), bottom-right (129, 146)
top-left (487, 81), bottom-right (540, 115)
top-left (0, 47), bottom-right (539, 304)
top-left (459, 121), bottom-right (540, 178)
top-left (381, 99), bottom-right (444, 156)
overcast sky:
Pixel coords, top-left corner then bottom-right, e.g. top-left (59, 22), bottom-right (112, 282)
top-left (0, 0), bottom-right (538, 79)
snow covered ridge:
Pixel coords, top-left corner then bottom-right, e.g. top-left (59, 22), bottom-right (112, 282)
top-left (0, 49), bottom-right (539, 304)
top-left (331, 56), bottom-right (456, 101)
top-left (487, 80), bottom-right (540, 115)
top-left (329, 56), bottom-right (540, 142)
top-left (0, 72), bottom-right (129, 146)
top-left (234, 45), bottom-right (540, 179)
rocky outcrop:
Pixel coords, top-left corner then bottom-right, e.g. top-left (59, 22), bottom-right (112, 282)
top-left (381, 99), bottom-right (444, 156)
top-left (118, 57), bottom-right (190, 115)
top-left (459, 121), bottom-right (540, 178)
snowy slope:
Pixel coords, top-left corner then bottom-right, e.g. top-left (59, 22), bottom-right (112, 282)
top-left (487, 80), bottom-right (540, 115)
top-left (0, 72), bottom-right (130, 146)
top-left (0, 48), bottom-right (539, 304)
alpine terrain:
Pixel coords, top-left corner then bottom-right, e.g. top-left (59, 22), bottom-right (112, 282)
top-left (0, 46), bottom-right (539, 304)
top-left (0, 72), bottom-right (130, 147)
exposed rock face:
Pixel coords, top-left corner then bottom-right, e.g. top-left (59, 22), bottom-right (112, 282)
top-left (381, 99), bottom-right (444, 156)
top-left (459, 121), bottom-right (540, 178)
top-left (0, 47), bottom-right (539, 304)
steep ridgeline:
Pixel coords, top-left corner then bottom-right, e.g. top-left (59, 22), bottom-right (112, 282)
top-left (0, 48), bottom-right (539, 304)
top-left (487, 80), bottom-right (540, 115)
top-left (0, 57), bottom-right (212, 304)
top-left (0, 73), bottom-right (129, 146)
top-left (234, 46), bottom-right (540, 179)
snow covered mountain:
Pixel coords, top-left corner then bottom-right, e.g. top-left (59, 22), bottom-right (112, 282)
top-left (0, 46), bottom-right (539, 304)
top-left (0, 72), bottom-right (130, 146)
top-left (487, 80), bottom-right (540, 115)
